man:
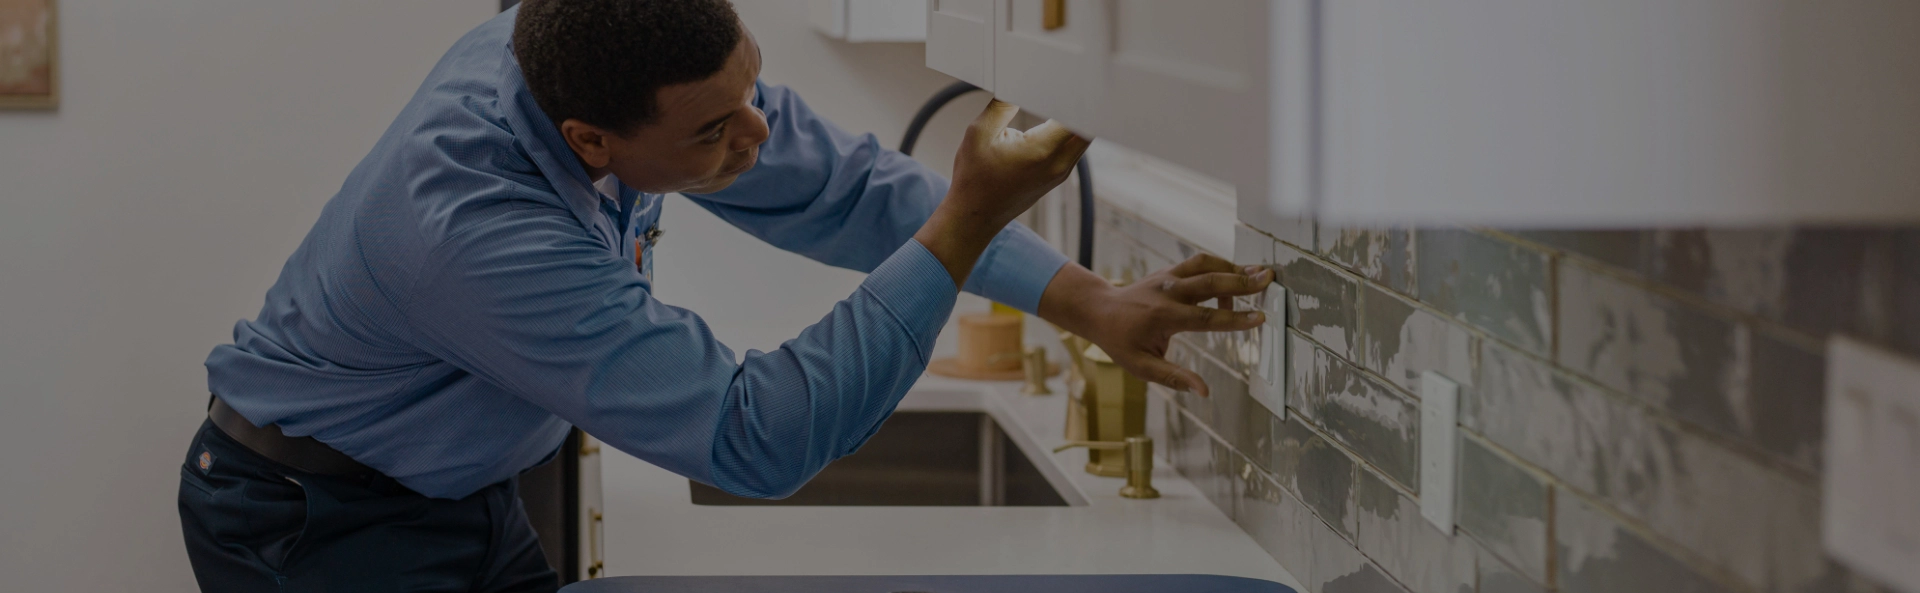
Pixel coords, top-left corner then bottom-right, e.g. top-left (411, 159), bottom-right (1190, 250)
top-left (179, 1), bottom-right (1274, 591)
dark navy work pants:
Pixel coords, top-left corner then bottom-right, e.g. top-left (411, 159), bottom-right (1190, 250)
top-left (178, 420), bottom-right (560, 593)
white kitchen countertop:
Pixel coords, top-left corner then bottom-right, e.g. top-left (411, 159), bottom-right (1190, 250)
top-left (598, 316), bottom-right (1301, 588)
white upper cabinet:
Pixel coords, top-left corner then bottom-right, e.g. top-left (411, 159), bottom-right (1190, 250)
top-left (925, 0), bottom-right (1920, 226)
top-left (926, 0), bottom-right (997, 90)
top-left (812, 0), bottom-right (929, 42)
top-left (991, 0), bottom-right (1106, 132)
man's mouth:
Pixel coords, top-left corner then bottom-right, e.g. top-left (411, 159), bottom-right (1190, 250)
top-left (720, 153), bottom-right (757, 177)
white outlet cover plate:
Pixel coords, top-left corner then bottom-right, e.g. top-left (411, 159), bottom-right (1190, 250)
top-left (1824, 336), bottom-right (1920, 593)
top-left (1420, 371), bottom-right (1459, 533)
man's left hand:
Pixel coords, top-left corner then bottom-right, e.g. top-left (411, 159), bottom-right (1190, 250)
top-left (1038, 253), bottom-right (1274, 397)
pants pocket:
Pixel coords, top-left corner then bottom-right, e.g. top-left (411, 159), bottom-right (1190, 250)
top-left (241, 473), bottom-right (314, 574)
top-left (180, 466), bottom-right (216, 499)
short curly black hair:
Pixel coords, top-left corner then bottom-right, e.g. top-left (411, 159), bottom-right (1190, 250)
top-left (513, 0), bottom-right (742, 133)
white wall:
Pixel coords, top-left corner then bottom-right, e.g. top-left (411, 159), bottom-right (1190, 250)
top-left (0, 2), bottom-right (495, 590)
top-left (0, 0), bottom-right (991, 587)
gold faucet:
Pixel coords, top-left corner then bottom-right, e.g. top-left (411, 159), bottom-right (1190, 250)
top-left (1058, 331), bottom-right (1093, 442)
top-left (1054, 436), bottom-right (1161, 499)
top-left (1021, 346), bottom-right (1054, 395)
top-left (1077, 344), bottom-right (1147, 477)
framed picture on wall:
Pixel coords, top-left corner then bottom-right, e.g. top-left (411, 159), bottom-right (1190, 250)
top-left (0, 0), bottom-right (56, 109)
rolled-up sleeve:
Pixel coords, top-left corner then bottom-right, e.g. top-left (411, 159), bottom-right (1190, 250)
top-left (402, 206), bottom-right (957, 498)
top-left (685, 81), bottom-right (1069, 314)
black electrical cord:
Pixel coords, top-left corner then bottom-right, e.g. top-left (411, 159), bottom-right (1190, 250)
top-left (899, 81), bottom-right (982, 157)
top-left (1072, 156), bottom-right (1093, 271)
top-left (899, 81), bottom-right (1095, 270)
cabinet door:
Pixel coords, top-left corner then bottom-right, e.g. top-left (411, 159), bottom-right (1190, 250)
top-left (1319, 0), bottom-right (1920, 225)
top-left (845, 0), bottom-right (927, 42)
top-left (1094, 0), bottom-right (1297, 221)
top-left (926, 0), bottom-right (996, 90)
top-left (991, 0), bottom-right (1105, 131)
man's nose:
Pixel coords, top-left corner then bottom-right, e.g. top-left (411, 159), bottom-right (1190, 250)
top-left (733, 106), bottom-right (770, 152)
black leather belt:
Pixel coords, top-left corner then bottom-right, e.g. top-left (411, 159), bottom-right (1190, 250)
top-left (209, 395), bottom-right (376, 478)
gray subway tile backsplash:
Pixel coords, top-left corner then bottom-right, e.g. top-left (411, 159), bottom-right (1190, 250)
top-left (1354, 468), bottom-right (1476, 593)
top-left (1271, 414), bottom-right (1359, 538)
top-left (1454, 436), bottom-right (1550, 585)
top-left (1414, 229), bottom-right (1553, 355)
top-left (1320, 561), bottom-right (1415, 593)
top-left (1102, 203), bottom-right (1209, 263)
top-left (1746, 331), bottom-right (1828, 471)
top-left (1277, 240), bottom-right (1364, 359)
top-left (1204, 354), bottom-right (1274, 471)
top-left (1359, 284), bottom-right (1476, 395)
top-left (1092, 221), bottom-right (1172, 285)
top-left (1318, 226), bottom-right (1417, 296)
top-left (1289, 329), bottom-right (1323, 414)
top-left (1558, 261), bottom-right (1829, 472)
top-left (1557, 262), bottom-right (1748, 432)
top-left (1507, 230), bottom-right (1651, 274)
top-left (1469, 344), bottom-right (1826, 591)
top-left (1238, 471), bottom-right (1324, 588)
top-left (1474, 541), bottom-right (1550, 593)
top-left (1648, 229), bottom-right (1869, 340)
top-left (1093, 199), bottom-right (1894, 593)
top-left (1555, 492), bottom-right (1736, 593)
top-left (1309, 354), bottom-right (1420, 491)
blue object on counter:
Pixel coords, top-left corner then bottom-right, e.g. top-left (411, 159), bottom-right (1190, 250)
top-left (560, 574), bottom-right (1295, 593)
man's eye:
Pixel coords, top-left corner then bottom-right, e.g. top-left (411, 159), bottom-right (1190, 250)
top-left (703, 126), bottom-right (727, 144)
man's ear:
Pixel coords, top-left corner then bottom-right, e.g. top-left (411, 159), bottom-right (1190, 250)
top-left (559, 119), bottom-right (614, 170)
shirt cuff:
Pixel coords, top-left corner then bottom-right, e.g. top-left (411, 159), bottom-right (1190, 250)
top-left (860, 239), bottom-right (961, 364)
top-left (961, 222), bottom-right (1071, 315)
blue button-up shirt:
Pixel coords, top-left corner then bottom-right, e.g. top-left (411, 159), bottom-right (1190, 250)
top-left (205, 9), bottom-right (1067, 500)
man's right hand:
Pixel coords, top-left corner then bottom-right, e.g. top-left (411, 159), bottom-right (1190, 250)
top-left (915, 100), bottom-right (1092, 288)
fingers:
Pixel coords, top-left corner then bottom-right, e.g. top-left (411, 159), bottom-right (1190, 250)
top-left (1028, 120), bottom-right (1094, 169)
top-left (1062, 131), bottom-right (1094, 156)
top-left (1161, 270), bottom-right (1275, 304)
top-left (1026, 119), bottom-right (1077, 146)
top-left (1169, 303), bottom-right (1267, 333)
top-left (1057, 133), bottom-right (1093, 168)
top-left (1125, 352), bottom-right (1211, 398)
top-left (970, 99), bottom-right (1022, 139)
top-left (1166, 253), bottom-right (1241, 278)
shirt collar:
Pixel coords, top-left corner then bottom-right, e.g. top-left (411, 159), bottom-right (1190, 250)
top-left (494, 41), bottom-right (614, 235)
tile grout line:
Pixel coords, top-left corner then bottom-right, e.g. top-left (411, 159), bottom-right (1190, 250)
top-left (1459, 429), bottom-right (1764, 593)
top-left (1476, 228), bottom-right (1828, 354)
top-left (1166, 398), bottom-right (1429, 593)
top-left (1202, 221), bottom-right (1842, 593)
top-left (1235, 220), bottom-right (1826, 480)
top-left (1544, 473), bottom-right (1558, 591)
top-left (1552, 481), bottom-right (1767, 593)
top-left (1478, 336), bottom-right (1821, 486)
top-left (1153, 358), bottom-right (1421, 506)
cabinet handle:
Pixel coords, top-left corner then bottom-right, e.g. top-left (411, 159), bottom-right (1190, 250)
top-left (586, 509), bottom-right (605, 578)
top-left (1043, 0), bottom-right (1066, 31)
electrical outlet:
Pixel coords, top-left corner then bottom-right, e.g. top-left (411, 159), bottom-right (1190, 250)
top-left (1420, 371), bottom-right (1459, 533)
top-left (1252, 285), bottom-right (1290, 420)
top-left (1824, 336), bottom-right (1920, 593)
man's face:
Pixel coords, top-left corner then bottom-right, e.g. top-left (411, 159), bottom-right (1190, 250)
top-left (569, 31), bottom-right (768, 195)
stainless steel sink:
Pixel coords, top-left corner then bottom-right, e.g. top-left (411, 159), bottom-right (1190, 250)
top-left (689, 411), bottom-right (1068, 507)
